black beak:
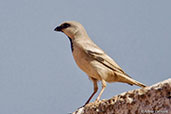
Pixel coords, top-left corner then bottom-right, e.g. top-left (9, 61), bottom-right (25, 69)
top-left (54, 26), bottom-right (62, 32)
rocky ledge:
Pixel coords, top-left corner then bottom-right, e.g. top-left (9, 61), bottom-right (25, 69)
top-left (73, 78), bottom-right (171, 114)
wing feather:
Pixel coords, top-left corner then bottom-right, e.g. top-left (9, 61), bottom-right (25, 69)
top-left (85, 49), bottom-right (131, 78)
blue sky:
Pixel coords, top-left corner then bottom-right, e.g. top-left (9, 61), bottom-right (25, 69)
top-left (0, 0), bottom-right (171, 114)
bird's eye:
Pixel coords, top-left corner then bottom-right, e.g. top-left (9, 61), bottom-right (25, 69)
top-left (62, 23), bottom-right (70, 28)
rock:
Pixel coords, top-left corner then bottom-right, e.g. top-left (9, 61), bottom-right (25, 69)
top-left (73, 78), bottom-right (171, 114)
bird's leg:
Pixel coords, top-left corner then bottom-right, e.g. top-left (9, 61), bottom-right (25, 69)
top-left (84, 79), bottom-right (98, 105)
top-left (96, 79), bottom-right (106, 101)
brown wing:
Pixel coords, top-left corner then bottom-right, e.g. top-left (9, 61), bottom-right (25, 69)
top-left (86, 49), bottom-right (132, 78)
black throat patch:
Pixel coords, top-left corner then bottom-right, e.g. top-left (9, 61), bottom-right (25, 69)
top-left (68, 37), bottom-right (73, 52)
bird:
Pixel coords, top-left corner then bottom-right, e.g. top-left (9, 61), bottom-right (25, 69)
top-left (54, 21), bottom-right (146, 105)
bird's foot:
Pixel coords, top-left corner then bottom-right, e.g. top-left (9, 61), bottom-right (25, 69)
top-left (94, 99), bottom-right (100, 104)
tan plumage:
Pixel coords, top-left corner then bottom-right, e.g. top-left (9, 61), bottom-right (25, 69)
top-left (54, 21), bottom-right (146, 105)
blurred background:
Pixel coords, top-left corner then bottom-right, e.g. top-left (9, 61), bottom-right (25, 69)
top-left (0, 0), bottom-right (171, 114)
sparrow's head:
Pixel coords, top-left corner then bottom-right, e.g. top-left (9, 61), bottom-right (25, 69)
top-left (54, 21), bottom-right (88, 39)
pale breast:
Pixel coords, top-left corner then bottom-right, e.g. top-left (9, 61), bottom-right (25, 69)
top-left (72, 46), bottom-right (101, 80)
